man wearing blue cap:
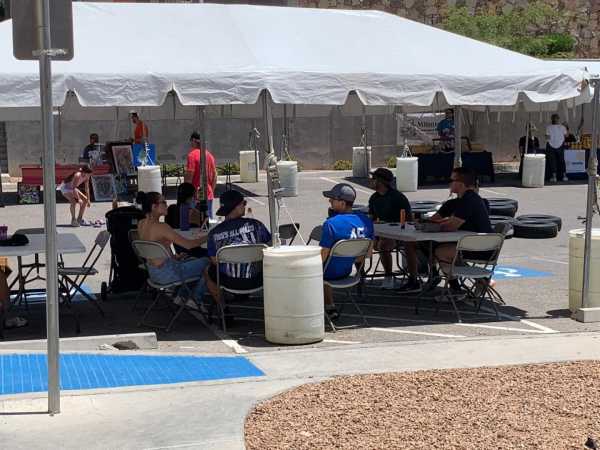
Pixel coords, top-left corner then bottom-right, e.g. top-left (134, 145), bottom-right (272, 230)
top-left (320, 183), bottom-right (374, 319)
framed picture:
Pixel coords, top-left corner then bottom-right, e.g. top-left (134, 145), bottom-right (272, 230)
top-left (17, 183), bottom-right (41, 204)
top-left (91, 174), bottom-right (117, 202)
top-left (112, 145), bottom-right (135, 175)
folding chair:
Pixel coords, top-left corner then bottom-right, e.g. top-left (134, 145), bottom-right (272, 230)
top-left (306, 225), bottom-right (323, 245)
top-left (323, 238), bottom-right (372, 332)
top-left (436, 233), bottom-right (504, 323)
top-left (57, 231), bottom-right (110, 326)
top-left (278, 223), bottom-right (300, 245)
top-left (132, 240), bottom-right (203, 332)
top-left (128, 229), bottom-right (151, 312)
top-left (9, 228), bottom-right (46, 310)
top-left (214, 244), bottom-right (267, 332)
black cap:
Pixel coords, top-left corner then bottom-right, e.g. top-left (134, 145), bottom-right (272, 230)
top-left (216, 190), bottom-right (244, 216)
top-left (190, 131), bottom-right (201, 141)
top-left (370, 167), bottom-right (395, 187)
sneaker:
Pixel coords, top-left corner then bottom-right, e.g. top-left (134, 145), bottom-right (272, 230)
top-left (173, 296), bottom-right (199, 311)
top-left (562, 176), bottom-right (569, 182)
top-left (71, 218), bottom-right (80, 227)
top-left (325, 305), bottom-right (340, 320)
top-left (4, 316), bottom-right (28, 329)
top-left (550, 175), bottom-right (557, 183)
top-left (397, 278), bottom-right (422, 293)
top-left (380, 276), bottom-right (396, 290)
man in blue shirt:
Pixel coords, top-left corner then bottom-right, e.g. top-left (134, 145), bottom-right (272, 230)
top-left (320, 183), bottom-right (373, 319)
top-left (437, 109), bottom-right (455, 150)
top-left (205, 190), bottom-right (271, 307)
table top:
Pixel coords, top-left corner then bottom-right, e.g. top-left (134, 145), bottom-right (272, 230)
top-left (374, 223), bottom-right (476, 243)
top-left (0, 233), bottom-right (86, 257)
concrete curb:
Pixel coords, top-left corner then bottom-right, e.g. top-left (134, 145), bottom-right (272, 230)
top-left (0, 332), bottom-right (157, 351)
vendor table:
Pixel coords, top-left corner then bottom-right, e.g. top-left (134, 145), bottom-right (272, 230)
top-left (20, 164), bottom-right (112, 186)
top-left (417, 151), bottom-right (495, 184)
top-left (564, 149), bottom-right (600, 180)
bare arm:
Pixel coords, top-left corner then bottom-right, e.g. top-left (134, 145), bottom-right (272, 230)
top-left (439, 216), bottom-right (465, 232)
top-left (163, 224), bottom-right (206, 249)
top-left (321, 247), bottom-right (330, 263)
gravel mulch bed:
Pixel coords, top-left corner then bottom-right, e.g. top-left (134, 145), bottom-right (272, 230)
top-left (245, 361), bottom-right (600, 450)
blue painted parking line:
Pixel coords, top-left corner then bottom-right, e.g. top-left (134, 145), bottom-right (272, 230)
top-left (0, 354), bottom-right (264, 395)
top-left (493, 266), bottom-right (552, 280)
top-left (10, 283), bottom-right (94, 304)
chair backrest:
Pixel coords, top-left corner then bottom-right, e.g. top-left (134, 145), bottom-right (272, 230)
top-left (494, 222), bottom-right (511, 236)
top-left (308, 225), bottom-right (323, 243)
top-left (95, 230), bottom-right (111, 249)
top-left (278, 223), bottom-right (300, 244)
top-left (329, 238), bottom-right (372, 259)
top-left (456, 233), bottom-right (504, 265)
top-left (216, 244), bottom-right (267, 265)
top-left (132, 240), bottom-right (172, 262)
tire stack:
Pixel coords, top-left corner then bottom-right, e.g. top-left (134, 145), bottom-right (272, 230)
top-left (485, 197), bottom-right (561, 240)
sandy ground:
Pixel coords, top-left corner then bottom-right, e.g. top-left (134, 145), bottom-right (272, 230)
top-left (245, 361), bottom-right (600, 450)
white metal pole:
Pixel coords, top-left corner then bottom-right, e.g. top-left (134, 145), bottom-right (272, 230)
top-left (581, 79), bottom-right (600, 309)
top-left (261, 91), bottom-right (280, 246)
top-left (37, 0), bottom-right (60, 414)
top-left (454, 106), bottom-right (462, 167)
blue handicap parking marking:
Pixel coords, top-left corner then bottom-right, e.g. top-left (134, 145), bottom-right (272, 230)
top-left (493, 266), bottom-right (552, 280)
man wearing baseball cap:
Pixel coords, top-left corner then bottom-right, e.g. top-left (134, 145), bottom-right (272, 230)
top-left (368, 168), bottom-right (416, 290)
top-left (320, 183), bottom-right (374, 319)
top-left (205, 190), bottom-right (271, 310)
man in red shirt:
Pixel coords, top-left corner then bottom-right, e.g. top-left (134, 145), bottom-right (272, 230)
top-left (185, 131), bottom-right (217, 218)
top-left (130, 111), bottom-right (149, 144)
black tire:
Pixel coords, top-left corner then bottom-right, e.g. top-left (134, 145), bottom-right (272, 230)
top-left (489, 215), bottom-right (514, 239)
top-left (489, 203), bottom-right (517, 217)
top-left (516, 214), bottom-right (562, 231)
top-left (486, 197), bottom-right (519, 209)
top-left (489, 215), bottom-right (516, 224)
top-left (513, 220), bottom-right (558, 239)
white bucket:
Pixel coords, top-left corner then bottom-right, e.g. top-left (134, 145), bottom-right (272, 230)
top-left (352, 146), bottom-right (372, 178)
top-left (569, 228), bottom-right (600, 311)
top-left (396, 157), bottom-right (418, 192)
top-left (239, 150), bottom-right (259, 183)
top-left (276, 161), bottom-right (299, 197)
top-left (263, 246), bottom-right (324, 344)
top-left (137, 165), bottom-right (162, 194)
top-left (522, 154), bottom-right (546, 188)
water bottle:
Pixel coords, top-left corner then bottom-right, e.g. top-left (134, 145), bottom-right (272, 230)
top-left (180, 202), bottom-right (190, 231)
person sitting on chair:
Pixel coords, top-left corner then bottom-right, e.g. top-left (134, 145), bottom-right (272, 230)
top-left (165, 182), bottom-right (207, 258)
top-left (136, 191), bottom-right (209, 310)
top-left (205, 190), bottom-right (271, 309)
top-left (368, 168), bottom-right (417, 290)
top-left (320, 183), bottom-right (374, 320)
top-left (433, 167), bottom-right (492, 293)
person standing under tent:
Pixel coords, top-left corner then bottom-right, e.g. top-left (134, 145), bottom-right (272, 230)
top-left (59, 166), bottom-right (93, 227)
top-left (81, 133), bottom-right (99, 160)
top-left (185, 131), bottom-right (217, 219)
top-left (436, 108), bottom-right (455, 151)
top-left (518, 125), bottom-right (540, 179)
top-left (131, 111), bottom-right (149, 144)
top-left (545, 113), bottom-right (568, 183)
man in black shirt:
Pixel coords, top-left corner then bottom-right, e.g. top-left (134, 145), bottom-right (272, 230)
top-left (368, 168), bottom-right (416, 289)
top-left (81, 133), bottom-right (99, 160)
top-left (434, 167), bottom-right (492, 290)
top-left (518, 125), bottom-right (540, 178)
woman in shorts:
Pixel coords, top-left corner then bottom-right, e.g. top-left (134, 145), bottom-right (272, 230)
top-left (59, 166), bottom-right (93, 227)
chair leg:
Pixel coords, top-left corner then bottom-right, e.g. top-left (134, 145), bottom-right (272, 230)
top-left (63, 276), bottom-right (105, 317)
top-left (138, 290), bottom-right (162, 328)
top-left (166, 303), bottom-right (186, 333)
top-left (348, 290), bottom-right (368, 326)
top-left (58, 278), bottom-right (81, 334)
top-left (131, 282), bottom-right (149, 312)
top-left (324, 311), bottom-right (337, 333)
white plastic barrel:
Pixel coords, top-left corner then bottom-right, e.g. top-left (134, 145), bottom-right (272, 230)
top-left (522, 154), bottom-right (546, 188)
top-left (396, 157), bottom-right (418, 192)
top-left (569, 228), bottom-right (600, 311)
top-left (137, 165), bottom-right (162, 194)
top-left (263, 246), bottom-right (324, 344)
top-left (352, 146), bottom-right (372, 178)
top-left (239, 150), bottom-right (259, 183)
top-left (276, 161), bottom-right (298, 197)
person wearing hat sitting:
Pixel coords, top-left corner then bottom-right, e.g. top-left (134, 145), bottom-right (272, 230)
top-left (205, 190), bottom-right (271, 310)
top-left (368, 168), bottom-right (416, 290)
top-left (320, 183), bottom-right (374, 319)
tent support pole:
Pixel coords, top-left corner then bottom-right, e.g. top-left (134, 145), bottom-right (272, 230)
top-left (580, 79), bottom-right (600, 313)
top-left (261, 91), bottom-right (280, 246)
top-left (37, 0), bottom-right (60, 414)
top-left (454, 106), bottom-right (462, 168)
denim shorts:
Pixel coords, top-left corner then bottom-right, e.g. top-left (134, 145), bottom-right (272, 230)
top-left (148, 257), bottom-right (210, 302)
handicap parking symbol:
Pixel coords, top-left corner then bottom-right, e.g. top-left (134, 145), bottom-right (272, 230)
top-left (493, 266), bottom-right (552, 280)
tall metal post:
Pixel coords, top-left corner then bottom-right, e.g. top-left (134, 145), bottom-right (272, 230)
top-left (37, 0), bottom-right (60, 414)
top-left (261, 91), bottom-right (280, 246)
top-left (581, 79), bottom-right (600, 309)
top-left (454, 106), bottom-right (462, 168)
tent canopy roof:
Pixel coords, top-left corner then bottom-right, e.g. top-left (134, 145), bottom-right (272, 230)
top-left (0, 2), bottom-right (591, 108)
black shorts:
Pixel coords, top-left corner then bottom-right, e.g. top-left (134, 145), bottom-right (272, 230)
top-left (208, 265), bottom-right (263, 291)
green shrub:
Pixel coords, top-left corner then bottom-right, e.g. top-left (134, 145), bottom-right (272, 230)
top-left (386, 156), bottom-right (397, 169)
top-left (333, 160), bottom-right (352, 170)
top-left (162, 163), bottom-right (185, 178)
top-left (217, 163), bottom-right (240, 176)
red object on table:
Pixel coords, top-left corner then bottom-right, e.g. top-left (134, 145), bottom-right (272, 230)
top-left (20, 164), bottom-right (112, 186)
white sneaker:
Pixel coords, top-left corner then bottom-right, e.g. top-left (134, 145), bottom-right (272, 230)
top-left (562, 176), bottom-right (569, 182)
top-left (550, 175), bottom-right (557, 183)
top-left (381, 276), bottom-right (396, 290)
top-left (174, 296), bottom-right (200, 311)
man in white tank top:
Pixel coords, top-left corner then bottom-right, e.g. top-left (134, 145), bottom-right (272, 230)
top-left (545, 113), bottom-right (568, 183)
